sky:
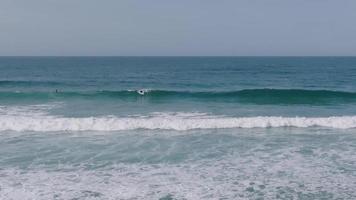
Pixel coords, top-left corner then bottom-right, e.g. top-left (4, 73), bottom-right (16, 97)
top-left (1, 0), bottom-right (356, 56)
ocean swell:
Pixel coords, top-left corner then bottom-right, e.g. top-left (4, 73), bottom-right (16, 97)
top-left (0, 89), bottom-right (356, 105)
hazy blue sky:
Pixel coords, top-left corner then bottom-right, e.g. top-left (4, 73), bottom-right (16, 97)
top-left (1, 0), bottom-right (356, 56)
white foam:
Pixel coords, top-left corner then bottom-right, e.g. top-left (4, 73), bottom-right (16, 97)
top-left (1, 112), bottom-right (356, 132)
top-left (1, 152), bottom-right (355, 199)
top-left (0, 103), bottom-right (61, 117)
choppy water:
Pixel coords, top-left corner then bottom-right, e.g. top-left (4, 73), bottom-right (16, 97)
top-left (1, 57), bottom-right (356, 199)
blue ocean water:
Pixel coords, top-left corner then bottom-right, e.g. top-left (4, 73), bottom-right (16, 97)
top-left (0, 57), bottom-right (356, 199)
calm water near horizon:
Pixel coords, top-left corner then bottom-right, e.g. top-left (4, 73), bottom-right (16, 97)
top-left (1, 57), bottom-right (356, 199)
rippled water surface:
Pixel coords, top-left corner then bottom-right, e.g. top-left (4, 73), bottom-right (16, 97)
top-left (1, 57), bottom-right (356, 199)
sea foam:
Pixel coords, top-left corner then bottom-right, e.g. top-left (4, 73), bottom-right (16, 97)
top-left (1, 112), bottom-right (356, 131)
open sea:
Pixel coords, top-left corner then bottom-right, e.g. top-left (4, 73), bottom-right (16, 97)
top-left (0, 56), bottom-right (356, 199)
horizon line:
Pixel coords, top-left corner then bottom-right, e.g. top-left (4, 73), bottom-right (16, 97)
top-left (1, 55), bottom-right (356, 57)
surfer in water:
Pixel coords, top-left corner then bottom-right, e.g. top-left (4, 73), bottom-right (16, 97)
top-left (137, 89), bottom-right (145, 95)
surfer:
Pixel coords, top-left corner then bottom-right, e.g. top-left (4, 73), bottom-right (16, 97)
top-left (137, 89), bottom-right (145, 95)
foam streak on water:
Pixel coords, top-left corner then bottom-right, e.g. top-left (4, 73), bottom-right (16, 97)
top-left (1, 144), bottom-right (356, 200)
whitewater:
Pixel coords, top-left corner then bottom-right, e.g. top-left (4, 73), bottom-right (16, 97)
top-left (1, 113), bottom-right (356, 132)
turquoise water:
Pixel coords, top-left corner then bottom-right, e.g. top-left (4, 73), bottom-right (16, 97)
top-left (0, 57), bottom-right (356, 199)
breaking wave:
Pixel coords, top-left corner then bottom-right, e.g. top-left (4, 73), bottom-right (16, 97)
top-left (1, 113), bottom-right (356, 131)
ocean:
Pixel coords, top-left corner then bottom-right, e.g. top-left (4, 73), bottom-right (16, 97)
top-left (0, 56), bottom-right (356, 199)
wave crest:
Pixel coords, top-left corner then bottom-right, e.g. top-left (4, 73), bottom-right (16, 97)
top-left (1, 113), bottom-right (356, 131)
top-left (1, 89), bottom-right (356, 105)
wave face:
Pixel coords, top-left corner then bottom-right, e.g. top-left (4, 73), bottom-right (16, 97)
top-left (1, 113), bottom-right (356, 131)
top-left (1, 89), bottom-right (356, 105)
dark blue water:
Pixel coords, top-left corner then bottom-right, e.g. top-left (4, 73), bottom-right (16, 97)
top-left (1, 56), bottom-right (356, 91)
top-left (0, 57), bottom-right (356, 199)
